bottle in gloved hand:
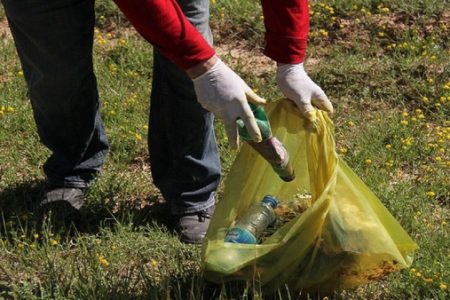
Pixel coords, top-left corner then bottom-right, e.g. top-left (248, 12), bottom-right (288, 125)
top-left (236, 103), bottom-right (295, 182)
top-left (224, 195), bottom-right (278, 244)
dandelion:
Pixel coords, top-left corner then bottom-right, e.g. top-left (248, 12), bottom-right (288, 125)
top-left (151, 259), bottom-right (158, 267)
top-left (119, 39), bottom-right (127, 46)
top-left (49, 239), bottom-right (58, 246)
top-left (440, 283), bottom-right (448, 290)
top-left (347, 120), bottom-right (355, 127)
top-left (422, 96), bottom-right (429, 103)
top-left (7, 106), bottom-right (14, 112)
top-left (18, 71), bottom-right (24, 76)
top-left (33, 233), bottom-right (39, 239)
top-left (416, 272), bottom-right (422, 277)
top-left (424, 278), bottom-right (433, 283)
top-left (385, 144), bottom-right (392, 150)
top-left (135, 133), bottom-right (142, 141)
top-left (385, 160), bottom-right (394, 168)
top-left (339, 148), bottom-right (348, 154)
top-left (365, 159), bottom-right (372, 165)
top-left (400, 120), bottom-right (408, 125)
top-left (426, 191), bottom-right (435, 197)
top-left (98, 255), bottom-right (110, 267)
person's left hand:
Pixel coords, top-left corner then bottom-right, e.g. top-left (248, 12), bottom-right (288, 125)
top-left (277, 63), bottom-right (333, 121)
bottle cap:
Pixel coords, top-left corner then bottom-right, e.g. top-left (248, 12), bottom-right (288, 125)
top-left (262, 195), bottom-right (278, 209)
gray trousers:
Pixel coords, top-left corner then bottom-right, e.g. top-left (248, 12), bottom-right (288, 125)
top-left (2, 0), bottom-right (220, 214)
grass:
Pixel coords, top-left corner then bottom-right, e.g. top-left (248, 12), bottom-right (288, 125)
top-left (0, 0), bottom-right (449, 299)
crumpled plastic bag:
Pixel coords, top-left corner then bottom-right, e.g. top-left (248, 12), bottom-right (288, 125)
top-left (201, 99), bottom-right (417, 292)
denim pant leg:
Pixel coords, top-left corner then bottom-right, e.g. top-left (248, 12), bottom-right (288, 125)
top-left (149, 0), bottom-right (220, 214)
top-left (2, 0), bottom-right (109, 188)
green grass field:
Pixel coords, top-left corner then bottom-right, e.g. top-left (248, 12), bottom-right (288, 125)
top-left (0, 0), bottom-right (449, 299)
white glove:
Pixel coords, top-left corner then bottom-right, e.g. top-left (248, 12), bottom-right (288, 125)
top-left (277, 63), bottom-right (333, 121)
top-left (193, 59), bottom-right (266, 149)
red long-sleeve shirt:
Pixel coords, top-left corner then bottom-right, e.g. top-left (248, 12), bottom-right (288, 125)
top-left (114, 0), bottom-right (308, 70)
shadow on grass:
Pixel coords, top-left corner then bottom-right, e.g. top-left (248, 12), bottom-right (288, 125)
top-left (0, 180), bottom-right (174, 239)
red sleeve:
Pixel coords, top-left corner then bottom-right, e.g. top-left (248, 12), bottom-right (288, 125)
top-left (261, 0), bottom-right (309, 64)
top-left (114, 0), bottom-right (215, 70)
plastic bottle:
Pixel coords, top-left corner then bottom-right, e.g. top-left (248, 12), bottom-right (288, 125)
top-left (224, 195), bottom-right (278, 244)
top-left (237, 103), bottom-right (295, 182)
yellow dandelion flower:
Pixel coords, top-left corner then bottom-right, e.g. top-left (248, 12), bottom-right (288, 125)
top-left (422, 96), bottom-right (429, 103)
top-left (49, 239), bottom-right (58, 246)
top-left (385, 144), bottom-right (392, 150)
top-left (151, 259), bottom-right (158, 267)
top-left (18, 71), bottom-right (24, 76)
top-left (98, 255), bottom-right (110, 267)
top-left (400, 120), bottom-right (408, 125)
top-left (424, 278), bottom-right (433, 283)
top-left (339, 148), bottom-right (348, 154)
top-left (33, 233), bottom-right (39, 239)
top-left (401, 111), bottom-right (409, 117)
top-left (440, 283), bottom-right (448, 290)
top-left (365, 159), bottom-right (372, 165)
top-left (135, 133), bottom-right (142, 141)
top-left (7, 106), bottom-right (14, 112)
top-left (426, 191), bottom-right (435, 197)
top-left (416, 272), bottom-right (422, 277)
top-left (347, 120), bottom-right (355, 127)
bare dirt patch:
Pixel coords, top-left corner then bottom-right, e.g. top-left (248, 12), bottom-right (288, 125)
top-left (0, 18), bottom-right (11, 39)
top-left (216, 42), bottom-right (274, 77)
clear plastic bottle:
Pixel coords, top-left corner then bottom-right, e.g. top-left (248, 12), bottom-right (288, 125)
top-left (237, 103), bottom-right (295, 182)
top-left (224, 195), bottom-right (278, 244)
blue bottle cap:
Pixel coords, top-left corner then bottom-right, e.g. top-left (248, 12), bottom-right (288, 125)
top-left (262, 195), bottom-right (278, 209)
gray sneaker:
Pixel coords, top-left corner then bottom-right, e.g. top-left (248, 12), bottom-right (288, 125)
top-left (40, 187), bottom-right (86, 210)
top-left (175, 205), bottom-right (215, 244)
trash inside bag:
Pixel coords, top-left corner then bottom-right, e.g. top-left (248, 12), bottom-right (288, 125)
top-left (201, 99), bottom-right (417, 292)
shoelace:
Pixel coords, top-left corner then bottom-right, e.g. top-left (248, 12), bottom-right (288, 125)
top-left (197, 209), bottom-right (213, 222)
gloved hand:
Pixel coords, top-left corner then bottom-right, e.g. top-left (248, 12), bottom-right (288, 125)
top-left (192, 58), bottom-right (266, 149)
top-left (277, 63), bottom-right (333, 121)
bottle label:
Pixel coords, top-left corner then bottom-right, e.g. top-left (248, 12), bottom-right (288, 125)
top-left (224, 227), bottom-right (257, 244)
top-left (248, 137), bottom-right (295, 181)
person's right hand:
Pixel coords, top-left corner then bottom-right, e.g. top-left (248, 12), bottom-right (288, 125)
top-left (191, 58), bottom-right (266, 149)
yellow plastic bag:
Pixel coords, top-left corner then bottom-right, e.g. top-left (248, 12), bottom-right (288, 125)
top-left (201, 99), bottom-right (417, 292)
